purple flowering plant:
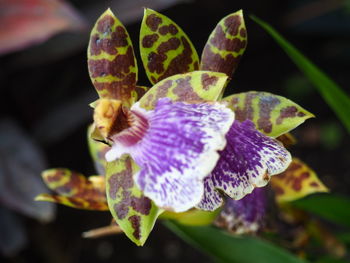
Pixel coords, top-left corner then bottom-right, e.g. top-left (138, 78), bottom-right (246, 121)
top-left (36, 8), bottom-right (329, 247)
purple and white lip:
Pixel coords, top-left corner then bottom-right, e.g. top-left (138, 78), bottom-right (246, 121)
top-left (106, 98), bottom-right (235, 212)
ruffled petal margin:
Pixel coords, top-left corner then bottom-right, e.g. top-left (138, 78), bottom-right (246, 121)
top-left (197, 120), bottom-right (291, 211)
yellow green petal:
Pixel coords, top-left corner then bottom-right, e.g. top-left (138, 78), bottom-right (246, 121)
top-left (200, 10), bottom-right (247, 80)
top-left (140, 8), bottom-right (199, 85)
top-left (105, 156), bottom-right (162, 246)
top-left (37, 168), bottom-right (108, 210)
top-left (271, 158), bottom-right (329, 203)
top-left (35, 194), bottom-right (108, 211)
top-left (87, 124), bottom-right (110, 175)
top-left (87, 8), bottom-right (137, 107)
top-left (139, 71), bottom-right (228, 110)
top-left (222, 91), bottom-right (314, 137)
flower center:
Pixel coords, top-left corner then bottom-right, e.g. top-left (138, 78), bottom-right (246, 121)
top-left (93, 98), bottom-right (149, 147)
top-left (111, 109), bottom-right (149, 147)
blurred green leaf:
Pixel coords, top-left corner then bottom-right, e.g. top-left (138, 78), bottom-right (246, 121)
top-left (320, 122), bottom-right (343, 150)
top-left (284, 74), bottom-right (313, 101)
top-left (292, 194), bottom-right (350, 228)
top-left (337, 232), bottom-right (350, 245)
top-left (165, 221), bottom-right (308, 263)
top-left (251, 15), bottom-right (350, 134)
top-left (315, 257), bottom-right (349, 263)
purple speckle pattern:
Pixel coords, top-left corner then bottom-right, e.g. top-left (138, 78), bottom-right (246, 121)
top-left (197, 120), bottom-right (291, 211)
top-left (215, 188), bottom-right (266, 234)
top-left (107, 98), bottom-right (234, 212)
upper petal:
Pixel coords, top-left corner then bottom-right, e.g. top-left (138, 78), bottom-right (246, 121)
top-left (106, 98), bottom-right (234, 212)
top-left (197, 120), bottom-right (291, 211)
top-left (200, 10), bottom-right (247, 79)
top-left (87, 9), bottom-right (138, 107)
top-left (140, 9), bottom-right (199, 85)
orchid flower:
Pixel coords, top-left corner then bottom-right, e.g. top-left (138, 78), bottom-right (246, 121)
top-left (95, 93), bottom-right (290, 213)
top-left (37, 8), bottom-right (323, 246)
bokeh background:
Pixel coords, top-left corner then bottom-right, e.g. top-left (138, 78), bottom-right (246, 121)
top-left (0, 0), bottom-right (349, 262)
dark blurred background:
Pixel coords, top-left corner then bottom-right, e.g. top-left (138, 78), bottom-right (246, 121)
top-left (0, 0), bottom-right (349, 262)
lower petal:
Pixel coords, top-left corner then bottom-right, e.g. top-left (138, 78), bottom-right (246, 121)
top-left (197, 120), bottom-right (291, 211)
top-left (135, 166), bottom-right (205, 212)
top-left (215, 187), bottom-right (267, 234)
top-left (197, 176), bottom-right (224, 211)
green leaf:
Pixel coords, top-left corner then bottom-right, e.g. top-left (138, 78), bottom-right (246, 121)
top-left (222, 91), bottom-right (314, 137)
top-left (105, 156), bottom-right (162, 245)
top-left (139, 71), bottom-right (228, 110)
top-left (292, 194), bottom-right (350, 228)
top-left (87, 8), bottom-right (138, 107)
top-left (140, 8), bottom-right (199, 85)
top-left (337, 232), bottom-right (350, 245)
top-left (165, 221), bottom-right (308, 263)
top-left (251, 15), bottom-right (350, 134)
top-left (200, 10), bottom-right (247, 79)
top-left (320, 122), bottom-right (344, 150)
top-left (315, 257), bottom-right (349, 263)
top-left (36, 169), bottom-right (108, 211)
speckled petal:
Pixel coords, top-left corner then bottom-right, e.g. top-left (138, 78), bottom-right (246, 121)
top-left (199, 176), bottom-right (224, 210)
top-left (140, 8), bottom-right (199, 84)
top-left (200, 10), bottom-right (247, 78)
top-left (271, 158), bottom-right (328, 203)
top-left (197, 120), bottom-right (291, 211)
top-left (87, 9), bottom-right (138, 107)
top-left (106, 98), bottom-right (234, 212)
top-left (215, 188), bottom-right (266, 234)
